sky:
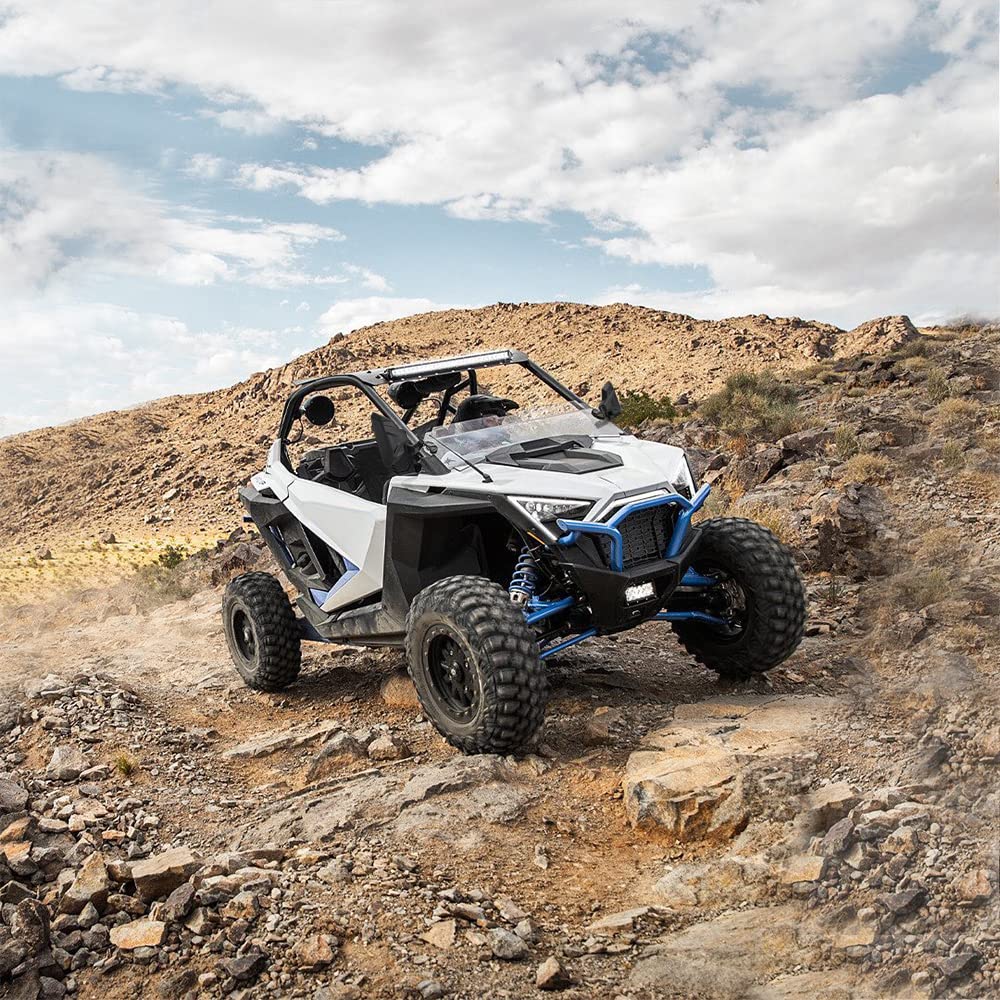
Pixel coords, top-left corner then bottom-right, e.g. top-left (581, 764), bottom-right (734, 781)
top-left (0, 1), bottom-right (997, 435)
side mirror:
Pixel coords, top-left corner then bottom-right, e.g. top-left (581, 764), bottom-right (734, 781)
top-left (302, 395), bottom-right (335, 426)
top-left (592, 381), bottom-right (622, 421)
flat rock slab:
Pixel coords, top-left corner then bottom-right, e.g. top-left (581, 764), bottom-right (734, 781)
top-left (223, 719), bottom-right (343, 759)
top-left (623, 695), bottom-right (840, 841)
top-left (746, 968), bottom-right (881, 1000)
top-left (630, 903), bottom-right (825, 999)
top-left (243, 755), bottom-right (520, 846)
top-left (131, 846), bottom-right (201, 902)
top-left (110, 918), bottom-right (167, 950)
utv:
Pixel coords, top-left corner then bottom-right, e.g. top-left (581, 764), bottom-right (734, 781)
top-left (224, 349), bottom-right (806, 754)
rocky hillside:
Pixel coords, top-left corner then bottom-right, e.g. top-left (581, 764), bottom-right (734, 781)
top-left (0, 318), bottom-right (997, 1000)
top-left (0, 303), bottom-right (920, 550)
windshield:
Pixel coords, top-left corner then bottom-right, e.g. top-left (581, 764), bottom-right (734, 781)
top-left (426, 403), bottom-right (621, 466)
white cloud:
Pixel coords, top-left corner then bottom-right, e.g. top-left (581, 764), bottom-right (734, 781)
top-left (3, 1), bottom-right (985, 321)
top-left (0, 296), bottom-right (310, 434)
top-left (317, 297), bottom-right (462, 336)
top-left (183, 152), bottom-right (227, 180)
top-left (0, 149), bottom-right (346, 290)
top-left (343, 263), bottom-right (391, 292)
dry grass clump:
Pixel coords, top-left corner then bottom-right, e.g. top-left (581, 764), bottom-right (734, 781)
top-left (931, 398), bottom-right (980, 434)
top-left (915, 526), bottom-right (963, 563)
top-left (939, 441), bottom-right (966, 470)
top-left (112, 752), bottom-right (138, 778)
top-left (834, 424), bottom-right (860, 460)
top-left (842, 453), bottom-right (891, 483)
top-left (701, 370), bottom-right (801, 441)
top-left (730, 501), bottom-right (800, 547)
top-left (878, 568), bottom-right (951, 613)
top-left (922, 366), bottom-right (951, 404)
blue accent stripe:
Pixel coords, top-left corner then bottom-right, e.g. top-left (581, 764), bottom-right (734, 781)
top-left (327, 556), bottom-right (359, 596)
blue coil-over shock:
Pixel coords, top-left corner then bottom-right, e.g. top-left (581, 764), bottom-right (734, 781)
top-left (509, 546), bottom-right (538, 607)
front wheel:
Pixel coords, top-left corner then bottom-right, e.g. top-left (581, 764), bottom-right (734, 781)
top-left (223, 572), bottom-right (302, 691)
top-left (405, 576), bottom-right (547, 754)
top-left (672, 518), bottom-right (806, 680)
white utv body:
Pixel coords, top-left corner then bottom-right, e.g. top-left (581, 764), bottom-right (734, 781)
top-left (224, 350), bottom-right (806, 754)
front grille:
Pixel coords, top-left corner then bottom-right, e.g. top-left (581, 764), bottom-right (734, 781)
top-left (598, 506), bottom-right (677, 569)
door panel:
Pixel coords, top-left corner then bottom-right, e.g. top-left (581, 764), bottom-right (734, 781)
top-left (283, 476), bottom-right (387, 612)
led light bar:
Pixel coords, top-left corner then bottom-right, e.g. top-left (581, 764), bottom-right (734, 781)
top-left (387, 350), bottom-right (513, 379)
top-left (625, 581), bottom-right (656, 603)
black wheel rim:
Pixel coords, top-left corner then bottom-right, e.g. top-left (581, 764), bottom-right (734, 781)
top-left (700, 566), bottom-right (749, 638)
top-left (232, 607), bottom-right (257, 662)
top-left (425, 627), bottom-right (479, 722)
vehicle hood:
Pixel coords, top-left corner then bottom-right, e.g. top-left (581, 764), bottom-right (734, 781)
top-left (391, 434), bottom-right (691, 512)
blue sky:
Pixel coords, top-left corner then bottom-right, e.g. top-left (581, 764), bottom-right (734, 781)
top-left (0, 1), bottom-right (996, 434)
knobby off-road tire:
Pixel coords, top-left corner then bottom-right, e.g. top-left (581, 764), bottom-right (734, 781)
top-left (673, 517), bottom-right (806, 680)
top-left (405, 575), bottom-right (547, 755)
top-left (223, 572), bottom-right (302, 691)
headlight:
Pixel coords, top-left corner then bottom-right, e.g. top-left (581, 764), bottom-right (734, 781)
top-left (512, 497), bottom-right (592, 522)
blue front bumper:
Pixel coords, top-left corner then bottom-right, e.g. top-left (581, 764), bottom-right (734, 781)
top-left (555, 482), bottom-right (711, 571)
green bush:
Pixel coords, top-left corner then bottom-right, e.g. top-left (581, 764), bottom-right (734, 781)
top-left (616, 390), bottom-right (678, 428)
top-left (700, 370), bottom-right (801, 440)
top-left (157, 543), bottom-right (188, 569)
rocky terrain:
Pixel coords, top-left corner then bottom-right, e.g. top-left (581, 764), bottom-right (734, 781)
top-left (0, 309), bottom-right (998, 999)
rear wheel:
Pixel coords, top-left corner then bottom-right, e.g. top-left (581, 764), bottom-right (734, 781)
top-left (405, 575), bottom-right (547, 754)
top-left (223, 572), bottom-right (302, 691)
top-left (673, 518), bottom-right (806, 680)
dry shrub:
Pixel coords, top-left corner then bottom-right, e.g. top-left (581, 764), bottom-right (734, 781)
top-left (915, 526), bottom-right (963, 563)
top-left (834, 424), bottom-right (859, 460)
top-left (939, 441), bottom-right (966, 470)
top-left (732, 501), bottom-right (800, 547)
top-left (879, 568), bottom-right (951, 613)
top-left (893, 336), bottom-right (941, 360)
top-left (728, 434), bottom-right (751, 457)
top-left (931, 398), bottom-right (980, 434)
top-left (701, 370), bottom-right (801, 441)
top-left (842, 453), bottom-right (891, 483)
top-left (948, 623), bottom-right (985, 653)
top-left (923, 366), bottom-right (950, 404)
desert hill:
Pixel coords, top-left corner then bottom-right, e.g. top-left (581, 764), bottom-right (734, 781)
top-left (0, 302), bottom-right (920, 549)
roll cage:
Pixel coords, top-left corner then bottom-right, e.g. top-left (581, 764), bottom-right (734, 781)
top-left (276, 349), bottom-right (589, 464)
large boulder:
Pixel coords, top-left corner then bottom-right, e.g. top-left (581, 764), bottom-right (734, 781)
top-left (0, 778), bottom-right (28, 818)
top-left (110, 918), bottom-right (167, 950)
top-left (623, 697), bottom-right (839, 841)
top-left (45, 745), bottom-right (90, 781)
top-left (723, 446), bottom-right (784, 497)
top-left (808, 484), bottom-right (890, 577)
